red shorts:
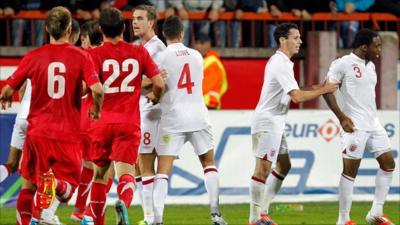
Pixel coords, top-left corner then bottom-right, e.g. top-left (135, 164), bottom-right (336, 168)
top-left (89, 123), bottom-right (140, 167)
top-left (81, 133), bottom-right (92, 161)
top-left (19, 134), bottom-right (82, 188)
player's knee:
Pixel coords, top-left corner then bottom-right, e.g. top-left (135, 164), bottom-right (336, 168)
top-left (93, 171), bottom-right (108, 183)
top-left (6, 161), bottom-right (19, 173)
top-left (380, 158), bottom-right (395, 171)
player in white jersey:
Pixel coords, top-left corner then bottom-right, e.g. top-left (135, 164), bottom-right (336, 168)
top-left (132, 4), bottom-right (166, 224)
top-left (152, 16), bottom-right (227, 225)
top-left (249, 23), bottom-right (339, 225)
top-left (323, 29), bottom-right (396, 225)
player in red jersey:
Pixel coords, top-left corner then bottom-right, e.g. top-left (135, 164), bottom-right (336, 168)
top-left (80, 7), bottom-right (164, 225)
top-left (0, 6), bottom-right (104, 225)
top-left (70, 20), bottom-right (109, 223)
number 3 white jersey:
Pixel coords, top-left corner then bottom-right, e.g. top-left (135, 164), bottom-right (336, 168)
top-left (327, 53), bottom-right (382, 131)
top-left (158, 43), bottom-right (209, 133)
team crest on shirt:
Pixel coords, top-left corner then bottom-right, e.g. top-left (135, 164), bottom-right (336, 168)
top-left (270, 149), bottom-right (277, 157)
top-left (349, 144), bottom-right (358, 152)
top-left (162, 134), bottom-right (171, 144)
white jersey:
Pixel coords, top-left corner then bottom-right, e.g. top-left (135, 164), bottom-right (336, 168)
top-left (16, 79), bottom-right (31, 120)
top-left (158, 43), bottom-right (209, 133)
top-left (251, 51), bottom-right (299, 134)
top-left (140, 35), bottom-right (166, 112)
top-left (327, 53), bottom-right (382, 131)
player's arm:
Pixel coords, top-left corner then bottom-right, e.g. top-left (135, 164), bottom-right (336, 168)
top-left (89, 82), bottom-right (103, 120)
top-left (142, 69), bottom-right (168, 89)
top-left (146, 74), bottom-right (165, 104)
top-left (289, 80), bottom-right (339, 104)
top-left (323, 92), bottom-right (354, 133)
top-left (18, 81), bottom-right (27, 101)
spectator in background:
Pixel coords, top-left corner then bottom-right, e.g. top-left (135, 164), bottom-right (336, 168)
top-left (76, 0), bottom-right (111, 20)
top-left (237, 0), bottom-right (268, 47)
top-left (334, 0), bottom-right (375, 48)
top-left (194, 34), bottom-right (228, 109)
top-left (371, 0), bottom-right (400, 17)
top-left (267, 0), bottom-right (290, 48)
top-left (166, 0), bottom-right (223, 46)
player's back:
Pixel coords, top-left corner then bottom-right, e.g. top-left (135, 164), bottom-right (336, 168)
top-left (89, 41), bottom-right (159, 125)
top-left (159, 43), bottom-right (209, 133)
top-left (17, 43), bottom-right (97, 141)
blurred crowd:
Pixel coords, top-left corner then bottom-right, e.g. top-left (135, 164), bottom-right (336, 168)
top-left (0, 0), bottom-right (399, 47)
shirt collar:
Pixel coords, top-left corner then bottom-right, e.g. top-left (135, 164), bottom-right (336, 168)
top-left (276, 50), bottom-right (293, 66)
top-left (350, 52), bottom-right (367, 64)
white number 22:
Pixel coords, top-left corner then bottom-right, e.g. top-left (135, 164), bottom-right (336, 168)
top-left (103, 59), bottom-right (139, 93)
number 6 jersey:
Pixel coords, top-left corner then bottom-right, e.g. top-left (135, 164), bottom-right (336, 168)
top-left (158, 43), bottom-right (210, 133)
top-left (6, 43), bottom-right (100, 142)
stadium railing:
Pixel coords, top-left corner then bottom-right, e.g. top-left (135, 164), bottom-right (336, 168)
top-left (0, 11), bottom-right (399, 47)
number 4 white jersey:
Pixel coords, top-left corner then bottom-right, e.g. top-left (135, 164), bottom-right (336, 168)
top-left (158, 43), bottom-right (209, 133)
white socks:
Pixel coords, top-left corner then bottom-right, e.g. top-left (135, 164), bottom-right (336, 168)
top-left (41, 198), bottom-right (60, 220)
top-left (204, 166), bottom-right (220, 215)
top-left (338, 174), bottom-right (355, 224)
top-left (142, 175), bottom-right (155, 223)
top-left (249, 176), bottom-right (265, 224)
top-left (370, 168), bottom-right (393, 216)
top-left (153, 174), bottom-right (169, 223)
top-left (263, 170), bottom-right (284, 214)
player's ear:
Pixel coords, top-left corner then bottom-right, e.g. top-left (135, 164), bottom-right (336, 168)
top-left (179, 31), bottom-right (184, 42)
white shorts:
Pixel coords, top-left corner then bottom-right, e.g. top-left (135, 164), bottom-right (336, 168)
top-left (341, 129), bottom-right (391, 159)
top-left (252, 131), bottom-right (288, 163)
top-left (140, 109), bottom-right (161, 154)
top-left (157, 126), bottom-right (214, 156)
top-left (10, 118), bottom-right (28, 150)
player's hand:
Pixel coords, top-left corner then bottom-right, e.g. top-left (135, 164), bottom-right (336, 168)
top-left (0, 94), bottom-right (12, 110)
top-left (89, 107), bottom-right (101, 121)
top-left (339, 115), bottom-right (355, 133)
top-left (146, 92), bottom-right (160, 105)
top-left (160, 69), bottom-right (168, 80)
top-left (323, 80), bottom-right (340, 93)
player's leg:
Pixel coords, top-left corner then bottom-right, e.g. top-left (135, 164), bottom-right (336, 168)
top-left (134, 163), bottom-right (144, 210)
top-left (337, 130), bottom-right (368, 225)
top-left (0, 146), bottom-right (22, 182)
top-left (139, 153), bottom-right (157, 224)
top-left (366, 129), bottom-right (395, 225)
top-left (249, 132), bottom-right (281, 225)
top-left (263, 134), bottom-right (291, 215)
top-left (71, 160), bottom-right (94, 222)
top-left (1, 118), bottom-right (26, 183)
top-left (16, 178), bottom-right (35, 225)
top-left (153, 155), bottom-right (175, 224)
top-left (153, 131), bottom-right (184, 224)
top-left (82, 162), bottom-right (111, 225)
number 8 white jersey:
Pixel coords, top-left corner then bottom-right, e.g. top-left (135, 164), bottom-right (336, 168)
top-left (158, 43), bottom-right (210, 133)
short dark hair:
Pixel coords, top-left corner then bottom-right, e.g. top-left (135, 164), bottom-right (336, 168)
top-left (134, 4), bottom-right (157, 21)
top-left (352, 29), bottom-right (379, 49)
top-left (99, 7), bottom-right (124, 38)
top-left (46, 6), bottom-right (71, 40)
top-left (162, 16), bottom-right (183, 40)
top-left (81, 21), bottom-right (103, 46)
top-left (273, 23), bottom-right (299, 46)
top-left (71, 19), bottom-right (80, 36)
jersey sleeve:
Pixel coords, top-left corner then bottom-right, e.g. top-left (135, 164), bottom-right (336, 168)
top-left (6, 54), bottom-right (31, 90)
top-left (275, 65), bottom-right (299, 94)
top-left (141, 46), bottom-right (160, 79)
top-left (326, 58), bottom-right (344, 82)
top-left (81, 51), bottom-right (100, 87)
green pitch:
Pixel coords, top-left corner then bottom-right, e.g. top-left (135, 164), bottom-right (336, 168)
top-left (0, 202), bottom-right (399, 225)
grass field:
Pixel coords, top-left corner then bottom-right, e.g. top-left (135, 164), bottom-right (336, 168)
top-left (0, 202), bottom-right (399, 225)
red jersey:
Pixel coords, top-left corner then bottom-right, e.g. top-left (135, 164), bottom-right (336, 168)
top-left (80, 94), bottom-right (93, 133)
top-left (88, 41), bottom-right (159, 127)
top-left (7, 43), bottom-right (100, 142)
